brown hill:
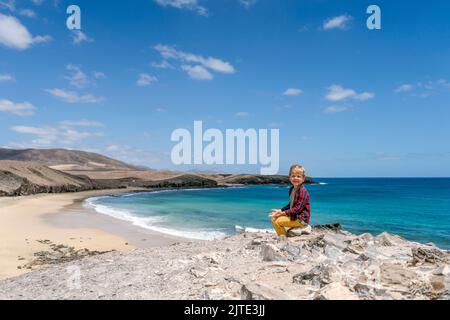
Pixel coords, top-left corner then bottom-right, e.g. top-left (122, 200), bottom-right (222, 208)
top-left (0, 160), bottom-right (94, 196)
top-left (0, 148), bottom-right (139, 171)
top-left (0, 161), bottom-right (218, 197)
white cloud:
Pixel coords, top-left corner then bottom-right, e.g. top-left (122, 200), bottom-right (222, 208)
top-left (323, 15), bottom-right (352, 30)
top-left (0, 13), bottom-right (51, 50)
top-left (283, 88), bottom-right (303, 96)
top-left (154, 0), bottom-right (208, 16)
top-left (154, 44), bottom-right (235, 80)
top-left (71, 30), bottom-right (94, 45)
top-left (0, 73), bottom-right (14, 82)
top-left (325, 85), bottom-right (355, 101)
top-left (395, 84), bottom-right (414, 93)
top-left (181, 65), bottom-right (213, 80)
top-left (239, 0), bottom-right (258, 8)
top-left (235, 111), bottom-right (249, 117)
top-left (354, 92), bottom-right (375, 101)
top-left (151, 60), bottom-right (175, 69)
top-left (201, 57), bottom-right (235, 74)
top-left (93, 71), bottom-right (106, 79)
top-left (32, 34), bottom-right (51, 43)
top-left (156, 107), bottom-right (167, 112)
top-left (137, 73), bottom-right (158, 86)
top-left (11, 122), bottom-right (104, 147)
top-left (47, 66), bottom-right (105, 103)
top-left (64, 64), bottom-right (90, 88)
top-left (394, 79), bottom-right (450, 96)
top-left (0, 0), bottom-right (15, 11)
top-left (30, 0), bottom-right (44, 5)
top-left (106, 144), bottom-right (119, 152)
top-left (437, 79), bottom-right (450, 89)
top-left (0, 99), bottom-right (35, 116)
top-left (298, 25), bottom-right (310, 32)
top-left (104, 145), bottom-right (167, 166)
top-left (46, 88), bottom-right (105, 104)
top-left (62, 65), bottom-right (105, 88)
top-left (325, 85), bottom-right (374, 102)
top-left (275, 104), bottom-right (292, 112)
top-left (19, 9), bottom-right (36, 18)
top-left (323, 105), bottom-right (350, 114)
top-left (59, 119), bottom-right (104, 128)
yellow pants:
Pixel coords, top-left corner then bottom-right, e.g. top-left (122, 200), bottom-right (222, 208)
top-left (271, 215), bottom-right (305, 236)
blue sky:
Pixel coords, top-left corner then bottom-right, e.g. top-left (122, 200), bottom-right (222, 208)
top-left (0, 0), bottom-right (449, 177)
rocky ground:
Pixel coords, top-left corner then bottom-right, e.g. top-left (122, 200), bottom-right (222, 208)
top-left (0, 224), bottom-right (448, 300)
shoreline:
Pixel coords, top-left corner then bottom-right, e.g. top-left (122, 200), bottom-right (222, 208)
top-left (0, 188), bottom-right (193, 280)
top-left (1, 183), bottom-right (449, 281)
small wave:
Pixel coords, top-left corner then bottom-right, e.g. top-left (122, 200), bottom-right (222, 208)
top-left (84, 198), bottom-right (227, 241)
top-left (94, 186), bottom-right (246, 199)
top-left (318, 182), bottom-right (328, 185)
top-left (84, 199), bottom-right (167, 224)
top-left (235, 225), bottom-right (275, 234)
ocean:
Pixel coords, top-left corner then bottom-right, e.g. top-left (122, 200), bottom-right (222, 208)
top-left (85, 178), bottom-right (450, 249)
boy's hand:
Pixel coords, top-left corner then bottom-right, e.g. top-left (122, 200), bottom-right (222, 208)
top-left (269, 209), bottom-right (284, 218)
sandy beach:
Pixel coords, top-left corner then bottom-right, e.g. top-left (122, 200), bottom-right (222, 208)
top-left (0, 188), bottom-right (190, 280)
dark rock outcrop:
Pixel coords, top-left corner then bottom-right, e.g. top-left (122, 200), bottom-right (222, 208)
top-left (217, 174), bottom-right (316, 185)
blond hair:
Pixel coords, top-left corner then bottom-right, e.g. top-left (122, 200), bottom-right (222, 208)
top-left (289, 164), bottom-right (306, 177)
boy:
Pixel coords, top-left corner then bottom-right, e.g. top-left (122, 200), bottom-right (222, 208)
top-left (269, 164), bottom-right (311, 239)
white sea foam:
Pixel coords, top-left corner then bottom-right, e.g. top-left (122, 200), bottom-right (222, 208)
top-left (108, 186), bottom-right (246, 198)
top-left (84, 197), bottom-right (227, 241)
top-left (235, 225), bottom-right (275, 234)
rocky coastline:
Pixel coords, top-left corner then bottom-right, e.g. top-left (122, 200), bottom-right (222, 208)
top-left (0, 160), bottom-right (317, 197)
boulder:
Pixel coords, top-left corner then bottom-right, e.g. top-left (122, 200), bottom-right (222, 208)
top-left (353, 283), bottom-right (388, 299)
top-left (315, 283), bottom-right (359, 300)
top-left (380, 263), bottom-right (418, 286)
top-left (410, 247), bottom-right (448, 266)
top-left (374, 232), bottom-right (407, 247)
top-left (240, 283), bottom-right (294, 300)
top-left (287, 225), bottom-right (312, 237)
top-left (313, 223), bottom-right (342, 232)
top-left (292, 264), bottom-right (341, 288)
top-left (433, 265), bottom-right (450, 276)
top-left (260, 244), bottom-right (285, 262)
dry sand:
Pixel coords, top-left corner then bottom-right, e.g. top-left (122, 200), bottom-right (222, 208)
top-left (0, 188), bottom-right (189, 280)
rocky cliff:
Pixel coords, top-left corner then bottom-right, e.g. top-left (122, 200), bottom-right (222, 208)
top-left (0, 161), bottom-right (220, 196)
top-left (0, 161), bottom-right (94, 196)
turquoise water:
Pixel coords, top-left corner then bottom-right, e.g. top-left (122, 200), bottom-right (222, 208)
top-left (86, 178), bottom-right (450, 249)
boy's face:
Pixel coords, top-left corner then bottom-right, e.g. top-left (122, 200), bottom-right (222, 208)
top-left (289, 170), bottom-right (305, 188)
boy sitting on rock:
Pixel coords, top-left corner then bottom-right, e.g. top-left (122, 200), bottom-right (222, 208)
top-left (269, 164), bottom-right (311, 239)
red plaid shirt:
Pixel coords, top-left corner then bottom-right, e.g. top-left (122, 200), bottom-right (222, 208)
top-left (281, 184), bottom-right (311, 224)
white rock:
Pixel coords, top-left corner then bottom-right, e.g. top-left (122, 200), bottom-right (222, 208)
top-left (433, 265), bottom-right (450, 276)
top-left (240, 283), bottom-right (295, 300)
top-left (260, 243), bottom-right (285, 262)
top-left (288, 225), bottom-right (312, 236)
top-left (315, 283), bottom-right (359, 300)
